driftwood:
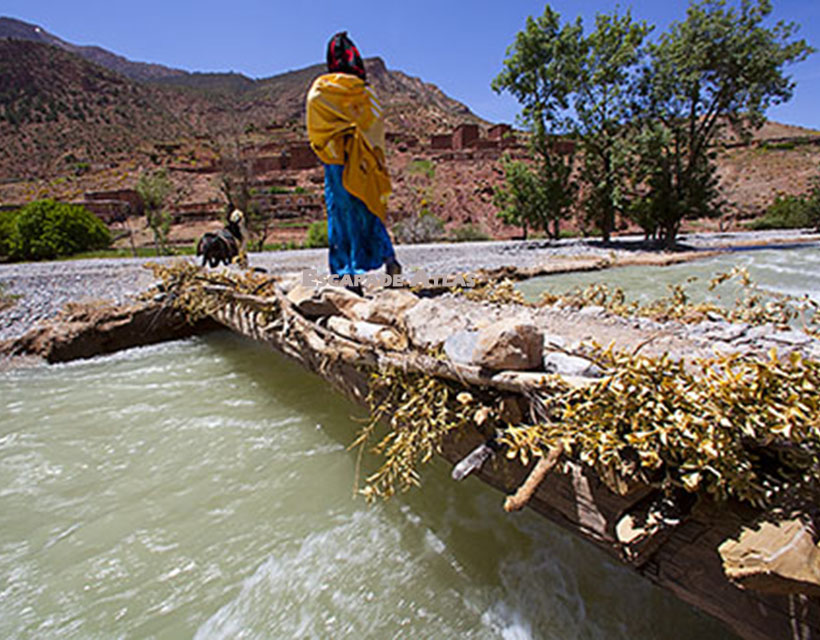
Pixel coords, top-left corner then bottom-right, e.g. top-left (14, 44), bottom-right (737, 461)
top-left (189, 276), bottom-right (820, 640)
top-left (504, 446), bottom-right (562, 512)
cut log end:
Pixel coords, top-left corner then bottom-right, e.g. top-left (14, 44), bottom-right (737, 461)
top-left (719, 517), bottom-right (820, 597)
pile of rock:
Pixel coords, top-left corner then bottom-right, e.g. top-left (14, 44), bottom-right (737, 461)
top-left (284, 281), bottom-right (820, 388)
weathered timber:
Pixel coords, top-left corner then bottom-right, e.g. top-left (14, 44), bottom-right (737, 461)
top-left (169, 275), bottom-right (820, 640)
top-left (720, 518), bottom-right (820, 598)
top-left (0, 300), bottom-right (218, 363)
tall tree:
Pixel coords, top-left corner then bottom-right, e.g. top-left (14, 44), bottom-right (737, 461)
top-left (493, 5), bottom-right (649, 242)
top-left (492, 7), bottom-right (583, 239)
top-left (635, 0), bottom-right (814, 248)
top-left (575, 10), bottom-right (650, 242)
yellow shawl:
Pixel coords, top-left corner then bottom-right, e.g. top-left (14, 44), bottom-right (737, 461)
top-left (306, 73), bottom-right (391, 221)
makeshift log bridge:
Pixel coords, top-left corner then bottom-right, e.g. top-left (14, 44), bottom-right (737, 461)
top-left (152, 261), bottom-right (820, 640)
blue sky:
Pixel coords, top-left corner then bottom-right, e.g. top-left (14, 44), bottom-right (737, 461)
top-left (4, 1), bottom-right (819, 129)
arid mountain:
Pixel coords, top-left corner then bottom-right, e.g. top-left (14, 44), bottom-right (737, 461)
top-left (1, 17), bottom-right (817, 245)
top-left (0, 19), bottom-right (485, 179)
top-left (0, 16), bottom-right (187, 81)
top-left (0, 15), bottom-right (481, 131)
top-left (0, 40), bottom-right (192, 179)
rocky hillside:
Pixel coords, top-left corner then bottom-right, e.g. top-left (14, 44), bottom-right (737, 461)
top-left (0, 40), bottom-right (191, 179)
top-left (0, 22), bottom-right (484, 180)
top-left (0, 16), bottom-right (481, 132)
top-left (1, 16), bottom-right (818, 243)
top-left (0, 16), bottom-right (187, 81)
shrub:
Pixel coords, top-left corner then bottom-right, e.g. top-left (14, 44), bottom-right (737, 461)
top-left (12, 200), bottom-right (111, 261)
top-left (449, 222), bottom-right (490, 242)
top-left (304, 221), bottom-right (329, 248)
top-left (747, 194), bottom-right (820, 231)
top-left (0, 210), bottom-right (19, 257)
top-left (393, 211), bottom-right (445, 244)
top-left (407, 159), bottom-right (435, 180)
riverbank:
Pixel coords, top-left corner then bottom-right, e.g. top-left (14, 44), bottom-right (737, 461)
top-left (1, 229), bottom-right (817, 344)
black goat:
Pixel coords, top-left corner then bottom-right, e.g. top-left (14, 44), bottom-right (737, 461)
top-left (197, 210), bottom-right (245, 267)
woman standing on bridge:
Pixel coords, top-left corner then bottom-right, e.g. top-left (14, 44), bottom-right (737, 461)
top-left (306, 31), bottom-right (401, 293)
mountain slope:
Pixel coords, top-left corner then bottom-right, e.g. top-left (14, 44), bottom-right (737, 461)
top-left (1, 15), bottom-right (483, 135)
top-left (0, 16), bottom-right (186, 81)
top-left (0, 23), bottom-right (487, 179)
top-left (0, 40), bottom-right (190, 178)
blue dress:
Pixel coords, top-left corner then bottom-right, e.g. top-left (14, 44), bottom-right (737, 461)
top-left (324, 163), bottom-right (396, 276)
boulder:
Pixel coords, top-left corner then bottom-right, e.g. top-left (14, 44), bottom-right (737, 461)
top-left (405, 299), bottom-right (470, 349)
top-left (543, 352), bottom-right (603, 378)
top-left (353, 289), bottom-right (419, 327)
top-left (472, 319), bottom-right (543, 371)
top-left (444, 330), bottom-right (479, 364)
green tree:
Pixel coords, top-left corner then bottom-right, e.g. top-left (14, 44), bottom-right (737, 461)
top-left (136, 169), bottom-right (173, 255)
top-left (494, 156), bottom-right (543, 239)
top-left (494, 131), bottom-right (576, 239)
top-left (492, 6), bottom-right (582, 239)
top-left (635, 0), bottom-right (813, 248)
top-left (575, 10), bottom-right (650, 242)
top-left (493, 5), bottom-right (650, 242)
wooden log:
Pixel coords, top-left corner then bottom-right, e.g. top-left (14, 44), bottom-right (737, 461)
top-left (194, 275), bottom-right (820, 640)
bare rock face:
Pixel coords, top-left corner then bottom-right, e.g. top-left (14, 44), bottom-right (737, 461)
top-left (472, 319), bottom-right (543, 371)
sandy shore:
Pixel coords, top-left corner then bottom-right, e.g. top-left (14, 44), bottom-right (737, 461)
top-left (1, 229), bottom-right (817, 343)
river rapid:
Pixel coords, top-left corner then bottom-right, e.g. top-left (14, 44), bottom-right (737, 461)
top-left (1, 332), bottom-right (730, 639)
top-left (518, 243), bottom-right (820, 306)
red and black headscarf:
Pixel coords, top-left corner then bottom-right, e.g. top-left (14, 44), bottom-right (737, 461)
top-left (326, 31), bottom-right (366, 82)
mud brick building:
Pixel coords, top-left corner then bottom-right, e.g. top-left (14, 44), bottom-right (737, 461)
top-left (453, 124), bottom-right (479, 150)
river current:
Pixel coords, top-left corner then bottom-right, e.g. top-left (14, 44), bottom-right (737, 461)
top-left (9, 243), bottom-right (818, 639)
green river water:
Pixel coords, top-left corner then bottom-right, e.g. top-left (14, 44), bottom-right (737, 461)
top-left (5, 244), bottom-right (817, 639)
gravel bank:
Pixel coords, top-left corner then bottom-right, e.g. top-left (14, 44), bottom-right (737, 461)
top-left (1, 229), bottom-right (817, 343)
